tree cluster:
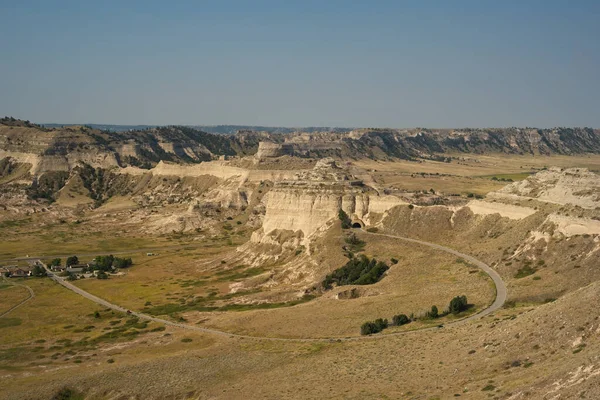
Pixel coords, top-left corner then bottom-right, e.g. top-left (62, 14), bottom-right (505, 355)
top-left (338, 209), bottom-right (352, 229)
top-left (49, 258), bottom-right (61, 267)
top-left (31, 264), bottom-right (47, 277)
top-left (449, 295), bottom-right (469, 314)
top-left (360, 318), bottom-right (388, 335)
top-left (322, 254), bottom-right (389, 290)
top-left (90, 255), bottom-right (133, 272)
top-left (359, 296), bottom-right (469, 335)
top-left (66, 256), bottom-right (79, 267)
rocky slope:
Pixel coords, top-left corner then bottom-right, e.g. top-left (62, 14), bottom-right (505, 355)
top-left (2, 118), bottom-right (600, 178)
top-left (251, 158), bottom-right (405, 244)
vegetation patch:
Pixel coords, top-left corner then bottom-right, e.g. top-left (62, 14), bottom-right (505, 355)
top-left (51, 386), bottom-right (85, 400)
top-left (360, 296), bottom-right (470, 335)
top-left (323, 254), bottom-right (389, 289)
top-left (0, 318), bottom-right (22, 329)
top-left (343, 233), bottom-right (366, 253)
top-left (514, 265), bottom-right (537, 279)
top-left (338, 209), bottom-right (352, 229)
top-left (360, 318), bottom-right (388, 335)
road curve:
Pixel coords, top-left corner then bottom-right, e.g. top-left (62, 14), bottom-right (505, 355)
top-left (360, 230), bottom-right (507, 324)
top-left (42, 231), bottom-right (507, 342)
top-left (0, 277), bottom-right (35, 318)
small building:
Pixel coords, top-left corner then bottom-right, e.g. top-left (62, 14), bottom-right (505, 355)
top-left (66, 264), bottom-right (90, 274)
top-left (51, 265), bottom-right (66, 272)
top-left (9, 268), bottom-right (31, 278)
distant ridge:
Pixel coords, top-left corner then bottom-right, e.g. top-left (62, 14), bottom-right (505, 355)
top-left (41, 123), bottom-right (354, 134)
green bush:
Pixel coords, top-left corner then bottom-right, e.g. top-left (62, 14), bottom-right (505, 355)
top-left (392, 314), bottom-right (410, 326)
top-left (338, 209), bottom-right (352, 229)
top-left (113, 257), bottom-right (133, 269)
top-left (344, 233), bottom-right (366, 252)
top-left (49, 258), bottom-right (61, 267)
top-left (514, 265), bottom-right (537, 279)
top-left (449, 295), bottom-right (468, 314)
top-left (66, 256), bottom-right (79, 267)
top-left (426, 305), bottom-right (439, 319)
top-left (360, 318), bottom-right (388, 335)
top-left (32, 264), bottom-right (47, 277)
top-left (322, 255), bottom-right (389, 289)
top-left (51, 386), bottom-right (84, 400)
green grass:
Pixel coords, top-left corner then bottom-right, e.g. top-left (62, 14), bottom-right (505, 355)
top-left (144, 293), bottom-right (316, 316)
top-left (0, 217), bottom-right (32, 229)
top-left (216, 267), bottom-right (265, 281)
top-left (218, 295), bottom-right (316, 311)
top-left (514, 266), bottom-right (537, 279)
top-left (0, 318), bottom-right (22, 329)
top-left (478, 172), bottom-right (533, 181)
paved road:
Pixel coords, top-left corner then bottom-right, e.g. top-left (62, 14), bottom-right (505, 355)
top-left (0, 276), bottom-right (35, 318)
top-left (39, 231), bottom-right (507, 342)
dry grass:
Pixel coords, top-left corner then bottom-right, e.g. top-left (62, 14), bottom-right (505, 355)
top-left (194, 234), bottom-right (494, 338)
top-left (356, 154), bottom-right (600, 195)
top-left (1, 155), bottom-right (600, 399)
top-left (0, 283), bottom-right (30, 315)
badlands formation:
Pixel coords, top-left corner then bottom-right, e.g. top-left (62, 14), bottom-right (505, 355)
top-left (2, 119), bottom-right (600, 399)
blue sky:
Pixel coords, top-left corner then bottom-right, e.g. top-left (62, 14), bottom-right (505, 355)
top-left (1, 0), bottom-right (599, 127)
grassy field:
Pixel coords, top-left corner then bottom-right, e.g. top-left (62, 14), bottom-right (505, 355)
top-left (1, 154), bottom-right (599, 399)
top-left (0, 283), bottom-right (30, 315)
top-left (188, 233), bottom-right (494, 338)
top-left (0, 214), bottom-right (179, 260)
top-left (356, 154), bottom-right (600, 195)
top-left (0, 278), bottom-right (183, 377)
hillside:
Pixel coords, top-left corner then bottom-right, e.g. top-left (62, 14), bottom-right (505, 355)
top-left (2, 118), bottom-right (600, 178)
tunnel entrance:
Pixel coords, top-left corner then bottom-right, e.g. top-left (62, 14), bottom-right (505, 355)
top-left (351, 221), bottom-right (364, 229)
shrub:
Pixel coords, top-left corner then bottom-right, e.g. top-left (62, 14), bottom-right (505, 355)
top-left (360, 318), bottom-right (388, 335)
top-left (51, 386), bottom-right (84, 400)
top-left (113, 257), bottom-right (133, 269)
top-left (49, 258), bottom-right (61, 267)
top-left (392, 314), bottom-right (410, 326)
top-left (344, 233), bottom-right (366, 252)
top-left (66, 256), bottom-right (79, 267)
top-left (514, 265), bottom-right (537, 279)
top-left (449, 295), bottom-right (468, 314)
top-left (322, 255), bottom-right (389, 289)
top-left (338, 209), bottom-right (352, 229)
top-left (426, 305), bottom-right (439, 319)
top-left (96, 271), bottom-right (108, 279)
top-left (32, 264), bottom-right (47, 277)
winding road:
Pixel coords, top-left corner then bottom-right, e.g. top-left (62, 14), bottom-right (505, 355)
top-left (37, 231), bottom-right (507, 342)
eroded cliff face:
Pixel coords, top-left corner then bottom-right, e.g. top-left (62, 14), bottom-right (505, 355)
top-left (490, 167), bottom-right (600, 209)
top-left (252, 158), bottom-right (405, 244)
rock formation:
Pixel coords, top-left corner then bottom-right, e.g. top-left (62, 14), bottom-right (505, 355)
top-left (252, 158), bottom-right (405, 244)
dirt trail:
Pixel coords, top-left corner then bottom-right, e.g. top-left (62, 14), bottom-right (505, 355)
top-left (41, 232), bottom-right (507, 341)
top-left (0, 276), bottom-right (35, 318)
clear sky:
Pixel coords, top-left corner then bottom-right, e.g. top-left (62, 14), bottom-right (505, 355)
top-left (1, 0), bottom-right (599, 128)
